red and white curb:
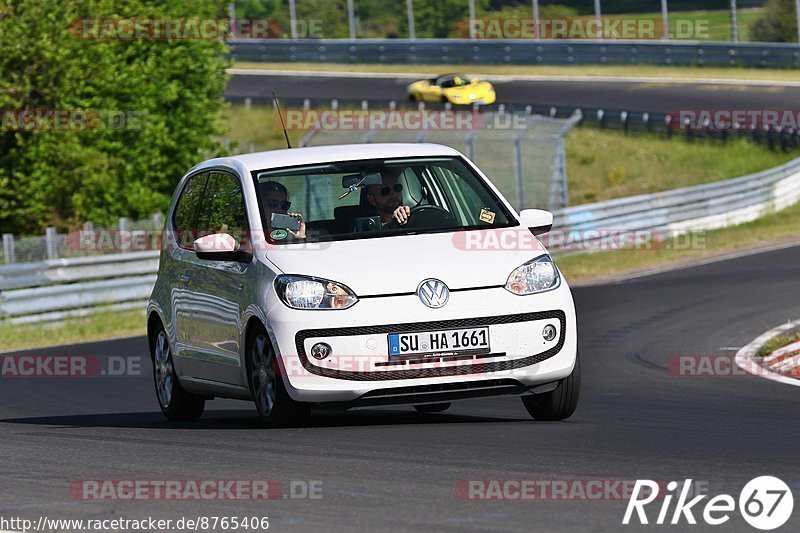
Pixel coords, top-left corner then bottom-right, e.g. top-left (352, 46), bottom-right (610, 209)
top-left (736, 319), bottom-right (800, 387)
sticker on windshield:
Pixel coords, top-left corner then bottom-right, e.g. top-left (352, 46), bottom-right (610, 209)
top-left (270, 229), bottom-right (288, 240)
top-left (479, 208), bottom-right (496, 224)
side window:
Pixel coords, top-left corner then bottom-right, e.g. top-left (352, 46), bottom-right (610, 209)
top-left (195, 172), bottom-right (249, 249)
top-left (173, 172), bottom-right (208, 249)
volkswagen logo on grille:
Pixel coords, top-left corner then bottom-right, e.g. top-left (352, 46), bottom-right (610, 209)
top-left (417, 279), bottom-right (449, 308)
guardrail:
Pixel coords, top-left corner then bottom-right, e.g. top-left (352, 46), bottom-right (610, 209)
top-left (551, 155), bottom-right (800, 250)
top-left (2, 155), bottom-right (800, 323)
top-left (229, 39), bottom-right (800, 68)
top-left (0, 252), bottom-right (159, 324)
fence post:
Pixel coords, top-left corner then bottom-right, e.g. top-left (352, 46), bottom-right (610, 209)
top-left (406, 0), bottom-right (416, 39)
top-left (513, 136), bottom-right (524, 211)
top-left (119, 217), bottom-right (129, 254)
top-left (466, 132), bottom-right (475, 161)
top-left (551, 133), bottom-right (569, 211)
top-left (45, 227), bottom-right (58, 260)
top-left (2, 233), bottom-right (15, 264)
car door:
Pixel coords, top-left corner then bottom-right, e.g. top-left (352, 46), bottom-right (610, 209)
top-left (167, 171), bottom-right (209, 367)
top-left (183, 170), bottom-right (252, 386)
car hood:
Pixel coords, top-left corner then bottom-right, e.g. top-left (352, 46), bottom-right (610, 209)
top-left (265, 228), bottom-right (549, 296)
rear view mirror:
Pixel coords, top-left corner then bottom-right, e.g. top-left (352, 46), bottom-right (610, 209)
top-left (193, 233), bottom-right (252, 263)
top-left (519, 209), bottom-right (553, 236)
top-left (342, 172), bottom-right (382, 190)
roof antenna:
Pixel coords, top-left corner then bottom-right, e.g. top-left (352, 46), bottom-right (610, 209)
top-left (272, 92), bottom-right (292, 149)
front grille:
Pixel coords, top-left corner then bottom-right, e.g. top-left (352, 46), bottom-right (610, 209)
top-left (294, 310), bottom-right (566, 381)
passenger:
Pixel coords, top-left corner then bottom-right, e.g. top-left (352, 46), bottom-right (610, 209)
top-left (259, 181), bottom-right (306, 239)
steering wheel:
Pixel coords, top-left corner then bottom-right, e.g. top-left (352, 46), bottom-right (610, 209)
top-left (405, 205), bottom-right (457, 230)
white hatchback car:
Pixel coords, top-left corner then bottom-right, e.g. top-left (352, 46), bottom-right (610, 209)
top-left (147, 143), bottom-right (579, 426)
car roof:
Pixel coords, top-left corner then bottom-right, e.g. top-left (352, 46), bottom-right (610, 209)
top-left (200, 143), bottom-right (464, 173)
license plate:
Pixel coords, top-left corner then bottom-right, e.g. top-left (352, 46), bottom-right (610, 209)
top-left (388, 327), bottom-right (490, 357)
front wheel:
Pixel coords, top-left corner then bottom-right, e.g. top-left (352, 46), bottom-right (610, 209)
top-left (521, 352), bottom-right (580, 421)
top-left (151, 326), bottom-right (205, 420)
top-left (248, 324), bottom-right (310, 427)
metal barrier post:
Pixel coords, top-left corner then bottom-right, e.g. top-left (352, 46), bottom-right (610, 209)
top-left (119, 217), bottom-right (129, 254)
top-left (3, 233), bottom-right (15, 264)
top-left (513, 136), bottom-right (524, 211)
top-left (45, 227), bottom-right (58, 260)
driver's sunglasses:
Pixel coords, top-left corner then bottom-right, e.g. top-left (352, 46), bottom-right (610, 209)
top-left (380, 183), bottom-right (403, 196)
top-left (266, 199), bottom-right (291, 210)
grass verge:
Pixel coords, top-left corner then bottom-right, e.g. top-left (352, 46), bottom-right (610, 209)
top-left (605, 8), bottom-right (764, 42)
top-left (554, 199), bottom-right (800, 284)
top-left (757, 332), bottom-right (800, 357)
top-left (0, 309), bottom-right (146, 353)
top-left (223, 103), bottom-right (306, 152)
top-left (565, 128), bottom-right (795, 204)
top-left (232, 62), bottom-right (800, 83)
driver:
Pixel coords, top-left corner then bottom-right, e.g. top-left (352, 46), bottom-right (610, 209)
top-left (366, 169), bottom-right (411, 228)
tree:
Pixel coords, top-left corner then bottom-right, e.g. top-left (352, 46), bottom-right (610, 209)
top-left (0, 0), bottom-right (230, 234)
top-left (750, 0), bottom-right (799, 42)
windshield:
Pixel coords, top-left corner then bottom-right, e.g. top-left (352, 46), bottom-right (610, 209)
top-left (252, 156), bottom-right (516, 244)
top-left (440, 75), bottom-right (470, 88)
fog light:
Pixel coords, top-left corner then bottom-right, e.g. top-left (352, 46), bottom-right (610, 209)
top-left (542, 325), bottom-right (557, 342)
top-left (310, 342), bottom-right (332, 360)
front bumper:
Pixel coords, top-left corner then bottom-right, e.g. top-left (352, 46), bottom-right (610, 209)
top-left (267, 283), bottom-right (577, 404)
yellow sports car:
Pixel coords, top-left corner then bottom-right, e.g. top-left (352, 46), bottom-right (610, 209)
top-left (407, 74), bottom-right (496, 105)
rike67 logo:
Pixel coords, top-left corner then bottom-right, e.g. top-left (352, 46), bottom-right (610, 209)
top-left (623, 476), bottom-right (793, 530)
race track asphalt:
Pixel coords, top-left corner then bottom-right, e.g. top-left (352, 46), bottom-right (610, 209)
top-left (1, 244), bottom-right (799, 532)
top-left (226, 72), bottom-right (800, 112)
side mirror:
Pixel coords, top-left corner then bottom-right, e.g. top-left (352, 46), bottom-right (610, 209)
top-left (193, 233), bottom-right (252, 263)
top-left (519, 209), bottom-right (553, 236)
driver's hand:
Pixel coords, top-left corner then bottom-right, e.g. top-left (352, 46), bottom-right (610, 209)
top-left (392, 205), bottom-right (411, 226)
top-left (287, 213), bottom-right (306, 239)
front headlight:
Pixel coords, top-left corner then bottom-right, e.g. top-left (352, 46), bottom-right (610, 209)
top-left (275, 275), bottom-right (358, 310)
top-left (505, 255), bottom-right (560, 295)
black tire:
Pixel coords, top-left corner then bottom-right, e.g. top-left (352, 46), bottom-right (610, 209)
top-left (247, 323), bottom-right (310, 427)
top-left (521, 352), bottom-right (580, 421)
top-left (414, 403), bottom-right (451, 413)
top-left (151, 324), bottom-right (205, 421)
top-left (408, 93), bottom-right (417, 102)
